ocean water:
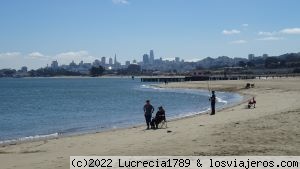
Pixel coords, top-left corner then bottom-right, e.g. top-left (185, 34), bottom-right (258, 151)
top-left (0, 77), bottom-right (242, 143)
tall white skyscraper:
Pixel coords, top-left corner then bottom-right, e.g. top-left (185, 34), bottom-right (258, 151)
top-left (150, 50), bottom-right (154, 64)
top-left (114, 54), bottom-right (117, 65)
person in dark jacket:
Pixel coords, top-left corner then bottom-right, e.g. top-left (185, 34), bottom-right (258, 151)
top-left (209, 91), bottom-right (216, 115)
top-left (143, 100), bottom-right (154, 129)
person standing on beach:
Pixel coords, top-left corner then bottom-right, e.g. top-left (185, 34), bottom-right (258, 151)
top-left (209, 91), bottom-right (216, 115)
top-left (143, 100), bottom-right (154, 129)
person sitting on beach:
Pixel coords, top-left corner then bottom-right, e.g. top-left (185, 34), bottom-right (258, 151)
top-left (150, 106), bottom-right (166, 129)
top-left (248, 97), bottom-right (256, 108)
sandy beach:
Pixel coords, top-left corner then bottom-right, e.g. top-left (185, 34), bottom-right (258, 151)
top-left (1, 77), bottom-right (300, 169)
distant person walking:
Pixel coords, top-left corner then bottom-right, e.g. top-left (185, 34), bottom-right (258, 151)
top-left (209, 91), bottom-right (216, 115)
top-left (143, 100), bottom-right (154, 129)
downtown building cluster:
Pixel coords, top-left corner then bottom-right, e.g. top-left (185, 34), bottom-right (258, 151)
top-left (46, 50), bottom-right (191, 75)
top-left (2, 50), bottom-right (300, 77)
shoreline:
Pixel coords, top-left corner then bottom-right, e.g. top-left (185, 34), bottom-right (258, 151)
top-left (1, 78), bottom-right (300, 169)
top-left (0, 86), bottom-right (244, 147)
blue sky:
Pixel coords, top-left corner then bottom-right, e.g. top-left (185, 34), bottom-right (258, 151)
top-left (1, 0), bottom-right (300, 69)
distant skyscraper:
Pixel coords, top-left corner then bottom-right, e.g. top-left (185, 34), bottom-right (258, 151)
top-left (114, 54), bottom-right (117, 65)
top-left (150, 50), bottom-right (154, 64)
top-left (109, 57), bottom-right (113, 65)
top-left (51, 60), bottom-right (59, 69)
top-left (125, 61), bottom-right (130, 66)
top-left (79, 60), bottom-right (84, 66)
top-left (248, 54), bottom-right (255, 60)
top-left (101, 57), bottom-right (106, 65)
top-left (262, 54), bottom-right (268, 58)
top-left (132, 59), bottom-right (137, 64)
top-left (93, 59), bottom-right (101, 66)
top-left (21, 66), bottom-right (28, 72)
top-left (69, 60), bottom-right (76, 67)
top-left (175, 57), bottom-right (180, 63)
top-left (143, 54), bottom-right (149, 64)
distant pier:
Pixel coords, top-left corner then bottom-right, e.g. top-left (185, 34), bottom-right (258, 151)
top-left (140, 77), bottom-right (185, 82)
top-left (140, 75), bottom-right (257, 82)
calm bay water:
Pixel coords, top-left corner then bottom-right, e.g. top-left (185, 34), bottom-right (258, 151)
top-left (0, 77), bottom-right (242, 143)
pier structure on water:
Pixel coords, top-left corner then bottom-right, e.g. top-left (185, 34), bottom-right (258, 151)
top-left (140, 75), bottom-right (257, 82)
top-left (140, 76), bottom-right (185, 82)
top-left (140, 73), bottom-right (300, 83)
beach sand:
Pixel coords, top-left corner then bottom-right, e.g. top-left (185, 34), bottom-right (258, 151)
top-left (1, 77), bottom-right (300, 169)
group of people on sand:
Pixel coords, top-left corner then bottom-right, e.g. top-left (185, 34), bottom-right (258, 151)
top-left (143, 91), bottom-right (216, 130)
top-left (143, 100), bottom-right (166, 130)
top-left (143, 91), bottom-right (257, 129)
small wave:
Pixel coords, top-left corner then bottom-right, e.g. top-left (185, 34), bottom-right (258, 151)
top-left (140, 84), bottom-right (162, 90)
top-left (0, 133), bottom-right (59, 145)
top-left (170, 108), bottom-right (211, 120)
top-left (140, 84), bottom-right (150, 88)
top-left (216, 97), bottom-right (228, 104)
top-left (139, 84), bottom-right (208, 96)
top-left (59, 127), bottom-right (85, 134)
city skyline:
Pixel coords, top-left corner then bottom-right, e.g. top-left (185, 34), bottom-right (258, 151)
top-left (1, 0), bottom-right (300, 69)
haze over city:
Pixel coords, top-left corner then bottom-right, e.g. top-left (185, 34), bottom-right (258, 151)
top-left (1, 0), bottom-right (300, 69)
